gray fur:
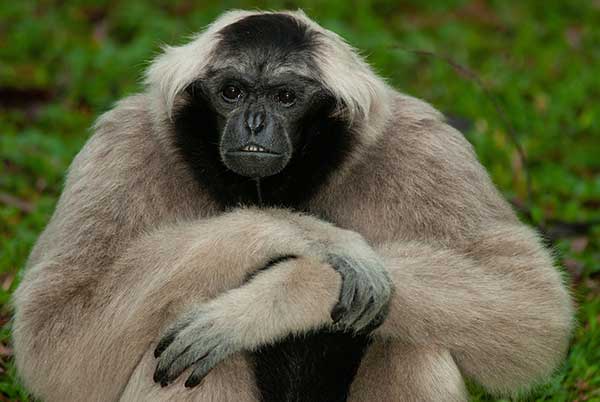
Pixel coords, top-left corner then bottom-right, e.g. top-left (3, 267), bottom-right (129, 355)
top-left (12, 9), bottom-right (573, 402)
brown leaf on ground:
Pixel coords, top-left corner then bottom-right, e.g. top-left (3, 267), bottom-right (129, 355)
top-left (564, 259), bottom-right (584, 283)
top-left (571, 237), bottom-right (589, 253)
top-left (575, 379), bottom-right (591, 401)
top-left (455, 0), bottom-right (507, 31)
top-left (92, 19), bottom-right (109, 44)
top-left (584, 278), bottom-right (600, 300)
top-left (565, 26), bottom-right (583, 49)
top-left (1, 273), bottom-right (15, 291)
top-left (0, 344), bottom-right (12, 358)
top-left (0, 193), bottom-right (35, 214)
top-left (35, 178), bottom-right (48, 192)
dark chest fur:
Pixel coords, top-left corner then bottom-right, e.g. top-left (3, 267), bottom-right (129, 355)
top-left (252, 331), bottom-right (371, 402)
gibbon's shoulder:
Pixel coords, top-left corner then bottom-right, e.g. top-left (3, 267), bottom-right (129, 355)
top-left (379, 91), bottom-right (479, 170)
top-left (67, 93), bottom-right (189, 196)
top-left (93, 93), bottom-right (153, 136)
top-left (339, 90), bottom-right (516, 230)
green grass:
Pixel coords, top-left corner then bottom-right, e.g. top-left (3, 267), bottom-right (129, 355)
top-left (1, 1), bottom-right (598, 400)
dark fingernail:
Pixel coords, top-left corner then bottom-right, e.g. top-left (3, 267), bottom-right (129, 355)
top-left (185, 373), bottom-right (207, 388)
top-left (154, 343), bottom-right (167, 358)
top-left (154, 344), bottom-right (167, 358)
top-left (331, 304), bottom-right (346, 323)
top-left (153, 370), bottom-right (162, 384)
top-left (154, 333), bottom-right (177, 358)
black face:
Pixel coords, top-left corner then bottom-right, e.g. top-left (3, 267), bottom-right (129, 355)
top-left (172, 14), bottom-right (354, 208)
top-left (197, 68), bottom-right (328, 179)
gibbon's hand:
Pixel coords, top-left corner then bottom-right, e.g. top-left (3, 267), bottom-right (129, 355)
top-left (153, 303), bottom-right (237, 388)
top-left (327, 252), bottom-right (392, 333)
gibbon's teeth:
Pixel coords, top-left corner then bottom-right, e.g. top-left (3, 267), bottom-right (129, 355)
top-left (241, 145), bottom-right (267, 152)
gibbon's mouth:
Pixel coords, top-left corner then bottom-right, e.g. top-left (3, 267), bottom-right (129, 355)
top-left (241, 144), bottom-right (267, 152)
top-left (227, 143), bottom-right (281, 156)
top-left (222, 142), bottom-right (289, 178)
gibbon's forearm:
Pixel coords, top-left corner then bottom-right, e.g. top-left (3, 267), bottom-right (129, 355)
top-left (151, 256), bottom-right (344, 388)
top-left (12, 208), bottom-right (344, 402)
top-left (374, 221), bottom-right (574, 396)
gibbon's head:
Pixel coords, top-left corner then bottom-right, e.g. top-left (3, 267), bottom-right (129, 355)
top-left (146, 10), bottom-right (390, 202)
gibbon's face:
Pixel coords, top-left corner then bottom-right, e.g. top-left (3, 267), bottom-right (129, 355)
top-left (175, 14), bottom-right (339, 179)
top-left (192, 66), bottom-right (331, 178)
top-left (173, 14), bottom-right (352, 206)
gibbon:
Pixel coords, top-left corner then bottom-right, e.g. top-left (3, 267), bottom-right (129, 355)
top-left (13, 9), bottom-right (573, 402)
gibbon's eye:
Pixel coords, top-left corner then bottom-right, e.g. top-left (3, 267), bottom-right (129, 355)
top-left (275, 89), bottom-right (296, 107)
top-left (222, 85), bottom-right (242, 102)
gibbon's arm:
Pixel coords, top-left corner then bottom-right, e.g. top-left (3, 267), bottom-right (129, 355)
top-left (13, 208), bottom-right (341, 401)
top-left (363, 111), bottom-right (574, 396)
top-left (12, 97), bottom-right (391, 401)
top-left (375, 223), bottom-right (573, 395)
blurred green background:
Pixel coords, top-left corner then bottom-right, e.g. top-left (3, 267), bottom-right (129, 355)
top-left (1, 0), bottom-right (598, 400)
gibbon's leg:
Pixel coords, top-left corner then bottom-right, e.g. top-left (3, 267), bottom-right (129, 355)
top-left (120, 352), bottom-right (257, 402)
top-left (349, 340), bottom-right (467, 402)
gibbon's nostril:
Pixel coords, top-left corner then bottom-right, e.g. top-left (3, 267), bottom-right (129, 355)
top-left (246, 111), bottom-right (266, 134)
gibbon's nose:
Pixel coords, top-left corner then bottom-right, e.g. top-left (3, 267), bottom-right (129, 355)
top-left (245, 109), bottom-right (266, 135)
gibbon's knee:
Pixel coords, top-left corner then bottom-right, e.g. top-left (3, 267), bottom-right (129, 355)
top-left (350, 340), bottom-right (467, 402)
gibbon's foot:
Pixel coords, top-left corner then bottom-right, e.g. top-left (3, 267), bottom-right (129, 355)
top-left (327, 253), bottom-right (392, 333)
